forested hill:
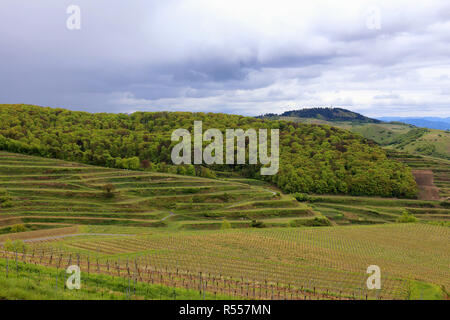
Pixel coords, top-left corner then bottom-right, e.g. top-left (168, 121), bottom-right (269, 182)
top-left (262, 107), bottom-right (381, 123)
top-left (0, 104), bottom-right (417, 197)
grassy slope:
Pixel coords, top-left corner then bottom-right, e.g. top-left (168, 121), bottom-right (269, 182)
top-left (0, 258), bottom-right (232, 300)
top-left (278, 116), bottom-right (450, 160)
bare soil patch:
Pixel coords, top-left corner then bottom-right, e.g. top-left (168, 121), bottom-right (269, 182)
top-left (412, 170), bottom-right (441, 200)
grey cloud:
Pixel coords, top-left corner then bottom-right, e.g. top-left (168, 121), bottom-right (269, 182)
top-left (0, 0), bottom-right (449, 117)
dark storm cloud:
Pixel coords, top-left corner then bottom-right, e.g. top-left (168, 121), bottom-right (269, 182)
top-left (0, 0), bottom-right (449, 117)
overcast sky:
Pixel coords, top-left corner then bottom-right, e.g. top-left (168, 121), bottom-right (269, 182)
top-left (0, 0), bottom-right (449, 117)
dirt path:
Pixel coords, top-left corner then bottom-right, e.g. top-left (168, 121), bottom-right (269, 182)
top-left (17, 233), bottom-right (135, 243)
top-left (412, 170), bottom-right (441, 200)
top-left (161, 211), bottom-right (176, 221)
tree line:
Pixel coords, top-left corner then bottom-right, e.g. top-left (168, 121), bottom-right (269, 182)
top-left (0, 104), bottom-right (417, 197)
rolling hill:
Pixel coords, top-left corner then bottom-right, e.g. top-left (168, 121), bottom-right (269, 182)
top-left (0, 113), bottom-right (447, 301)
top-left (260, 108), bottom-right (450, 160)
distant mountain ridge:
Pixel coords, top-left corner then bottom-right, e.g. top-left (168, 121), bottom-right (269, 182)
top-left (261, 107), bottom-right (381, 123)
top-left (377, 117), bottom-right (450, 130)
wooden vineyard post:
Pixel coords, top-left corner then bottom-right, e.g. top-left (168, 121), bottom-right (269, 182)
top-left (22, 246), bottom-right (26, 262)
top-left (265, 280), bottom-right (267, 298)
top-left (15, 249), bottom-right (18, 276)
top-left (199, 272), bottom-right (202, 295)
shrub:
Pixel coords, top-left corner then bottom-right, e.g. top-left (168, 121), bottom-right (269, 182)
top-left (290, 217), bottom-right (332, 227)
top-left (293, 193), bottom-right (310, 202)
top-left (10, 224), bottom-right (28, 233)
top-left (1, 200), bottom-right (13, 208)
top-left (0, 189), bottom-right (13, 207)
top-left (102, 184), bottom-right (116, 198)
top-left (221, 192), bottom-right (231, 202)
top-left (221, 220), bottom-right (232, 229)
top-left (251, 220), bottom-right (266, 228)
top-left (396, 210), bottom-right (418, 223)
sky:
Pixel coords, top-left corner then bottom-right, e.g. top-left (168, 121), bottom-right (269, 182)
top-left (0, 0), bottom-right (449, 117)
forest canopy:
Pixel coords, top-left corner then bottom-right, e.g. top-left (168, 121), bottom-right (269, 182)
top-left (0, 104), bottom-right (417, 198)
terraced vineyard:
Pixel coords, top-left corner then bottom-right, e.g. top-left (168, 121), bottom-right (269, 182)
top-left (0, 151), bottom-right (316, 234)
top-left (0, 151), bottom-right (448, 300)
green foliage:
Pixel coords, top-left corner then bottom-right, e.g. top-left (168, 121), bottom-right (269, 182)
top-left (3, 239), bottom-right (27, 252)
top-left (9, 224), bottom-right (28, 233)
top-left (0, 189), bottom-right (13, 208)
top-left (0, 104), bottom-right (417, 198)
top-left (415, 143), bottom-right (436, 155)
top-left (271, 107), bottom-right (381, 123)
top-left (102, 183), bottom-right (116, 198)
top-left (290, 217), bottom-right (332, 227)
top-left (396, 210), bottom-right (418, 223)
top-left (221, 192), bottom-right (231, 202)
top-left (406, 280), bottom-right (446, 300)
top-left (0, 258), bottom-right (233, 300)
top-left (250, 220), bottom-right (266, 228)
top-left (220, 220), bottom-right (232, 229)
top-left (388, 128), bottom-right (429, 148)
top-left (293, 192), bottom-right (310, 202)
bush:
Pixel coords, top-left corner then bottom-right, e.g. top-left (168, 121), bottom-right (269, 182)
top-left (293, 193), bottom-right (310, 202)
top-left (220, 220), bottom-right (232, 229)
top-left (396, 210), bottom-right (418, 223)
top-left (440, 201), bottom-right (450, 208)
top-left (221, 192), bottom-right (231, 202)
top-left (1, 200), bottom-right (13, 208)
top-left (0, 189), bottom-right (13, 207)
top-left (102, 184), bottom-right (116, 198)
top-left (251, 220), bottom-right (266, 228)
top-left (290, 217), bottom-right (332, 227)
top-left (10, 224), bottom-right (28, 233)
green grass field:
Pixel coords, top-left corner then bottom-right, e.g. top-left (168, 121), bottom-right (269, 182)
top-left (0, 258), bottom-right (232, 300)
